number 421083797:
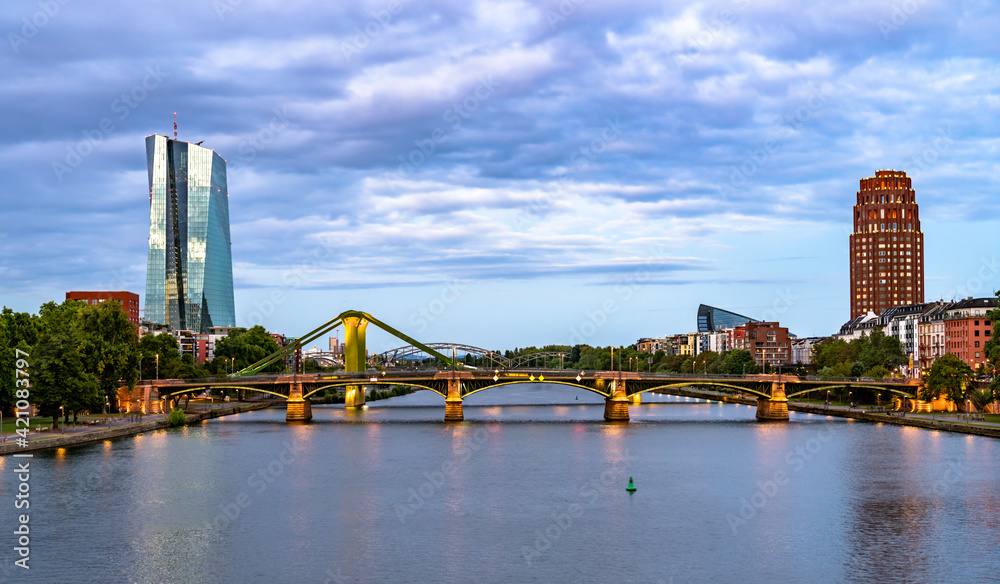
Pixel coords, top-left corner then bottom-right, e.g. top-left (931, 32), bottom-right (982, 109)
top-left (14, 348), bottom-right (31, 441)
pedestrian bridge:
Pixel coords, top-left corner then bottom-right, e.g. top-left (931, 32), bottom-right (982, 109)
top-left (146, 369), bottom-right (921, 423)
top-left (140, 310), bottom-right (922, 423)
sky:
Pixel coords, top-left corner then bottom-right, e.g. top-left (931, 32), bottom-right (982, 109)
top-left (1, 0), bottom-right (998, 353)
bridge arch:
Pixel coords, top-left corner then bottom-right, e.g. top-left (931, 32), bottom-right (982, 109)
top-left (785, 384), bottom-right (916, 399)
top-left (461, 379), bottom-right (611, 399)
top-left (159, 385), bottom-right (291, 400)
top-left (303, 381), bottom-right (445, 400)
top-left (377, 344), bottom-right (505, 368)
top-left (632, 382), bottom-right (772, 400)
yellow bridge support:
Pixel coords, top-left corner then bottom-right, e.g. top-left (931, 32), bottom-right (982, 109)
top-left (344, 316), bottom-right (369, 409)
top-left (602, 372), bottom-right (635, 421)
top-left (755, 380), bottom-right (789, 421)
top-left (437, 371), bottom-right (473, 422)
top-left (286, 380), bottom-right (312, 421)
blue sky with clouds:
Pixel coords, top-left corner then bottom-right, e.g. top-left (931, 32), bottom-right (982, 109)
top-left (1, 0), bottom-right (998, 352)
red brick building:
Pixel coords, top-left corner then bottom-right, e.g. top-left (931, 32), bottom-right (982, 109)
top-left (849, 170), bottom-right (924, 318)
top-left (943, 297), bottom-right (997, 370)
top-left (744, 322), bottom-right (791, 368)
top-left (66, 291), bottom-right (140, 326)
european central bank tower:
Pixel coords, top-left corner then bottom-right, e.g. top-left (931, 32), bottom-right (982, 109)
top-left (849, 170), bottom-right (924, 319)
top-left (144, 134), bottom-right (236, 332)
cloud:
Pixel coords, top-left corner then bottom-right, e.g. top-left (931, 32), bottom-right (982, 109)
top-left (2, 0), bottom-right (999, 341)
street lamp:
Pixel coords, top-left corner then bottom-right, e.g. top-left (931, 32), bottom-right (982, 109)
top-left (156, 353), bottom-right (159, 380)
top-left (59, 406), bottom-right (64, 433)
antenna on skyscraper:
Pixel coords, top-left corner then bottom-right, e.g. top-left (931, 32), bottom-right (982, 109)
top-left (173, 112), bottom-right (177, 140)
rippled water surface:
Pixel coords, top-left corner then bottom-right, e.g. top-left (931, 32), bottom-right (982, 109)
top-left (3, 385), bottom-right (999, 583)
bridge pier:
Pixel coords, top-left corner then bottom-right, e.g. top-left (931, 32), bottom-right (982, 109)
top-left (756, 381), bottom-right (789, 421)
top-left (628, 392), bottom-right (642, 405)
top-left (601, 373), bottom-right (636, 421)
top-left (344, 385), bottom-right (366, 409)
top-left (286, 381), bottom-right (312, 421)
top-left (435, 371), bottom-right (473, 422)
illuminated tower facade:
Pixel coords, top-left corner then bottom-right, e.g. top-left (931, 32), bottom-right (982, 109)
top-left (849, 170), bottom-right (924, 318)
top-left (144, 134), bottom-right (236, 332)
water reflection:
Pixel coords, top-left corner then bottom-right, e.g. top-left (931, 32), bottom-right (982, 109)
top-left (13, 387), bottom-right (1000, 583)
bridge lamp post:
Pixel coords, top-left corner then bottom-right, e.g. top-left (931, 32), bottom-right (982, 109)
top-left (156, 353), bottom-right (159, 380)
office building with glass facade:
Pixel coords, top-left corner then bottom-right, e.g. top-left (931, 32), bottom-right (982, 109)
top-left (144, 134), bottom-right (236, 333)
top-left (697, 304), bottom-right (758, 333)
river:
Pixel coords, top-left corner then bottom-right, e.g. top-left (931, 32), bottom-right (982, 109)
top-left (3, 384), bottom-right (998, 583)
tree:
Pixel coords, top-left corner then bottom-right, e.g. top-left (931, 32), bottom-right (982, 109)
top-left (853, 329), bottom-right (907, 374)
top-left (813, 338), bottom-right (854, 370)
top-left (32, 301), bottom-right (100, 428)
top-left (77, 300), bottom-right (140, 414)
top-left (985, 291), bottom-right (1000, 374)
top-left (138, 333), bottom-right (181, 380)
top-left (213, 326), bottom-right (282, 373)
top-left (0, 308), bottom-right (41, 412)
top-left (718, 349), bottom-right (759, 375)
top-left (968, 388), bottom-right (996, 413)
top-left (920, 353), bottom-right (974, 403)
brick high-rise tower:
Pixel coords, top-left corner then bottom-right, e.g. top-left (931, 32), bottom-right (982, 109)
top-left (849, 170), bottom-right (924, 318)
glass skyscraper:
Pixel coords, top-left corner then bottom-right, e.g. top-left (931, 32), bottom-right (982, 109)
top-left (144, 134), bottom-right (235, 332)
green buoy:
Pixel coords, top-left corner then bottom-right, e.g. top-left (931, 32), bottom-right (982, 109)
top-left (575, 396), bottom-right (579, 400)
top-left (626, 477), bottom-right (637, 492)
